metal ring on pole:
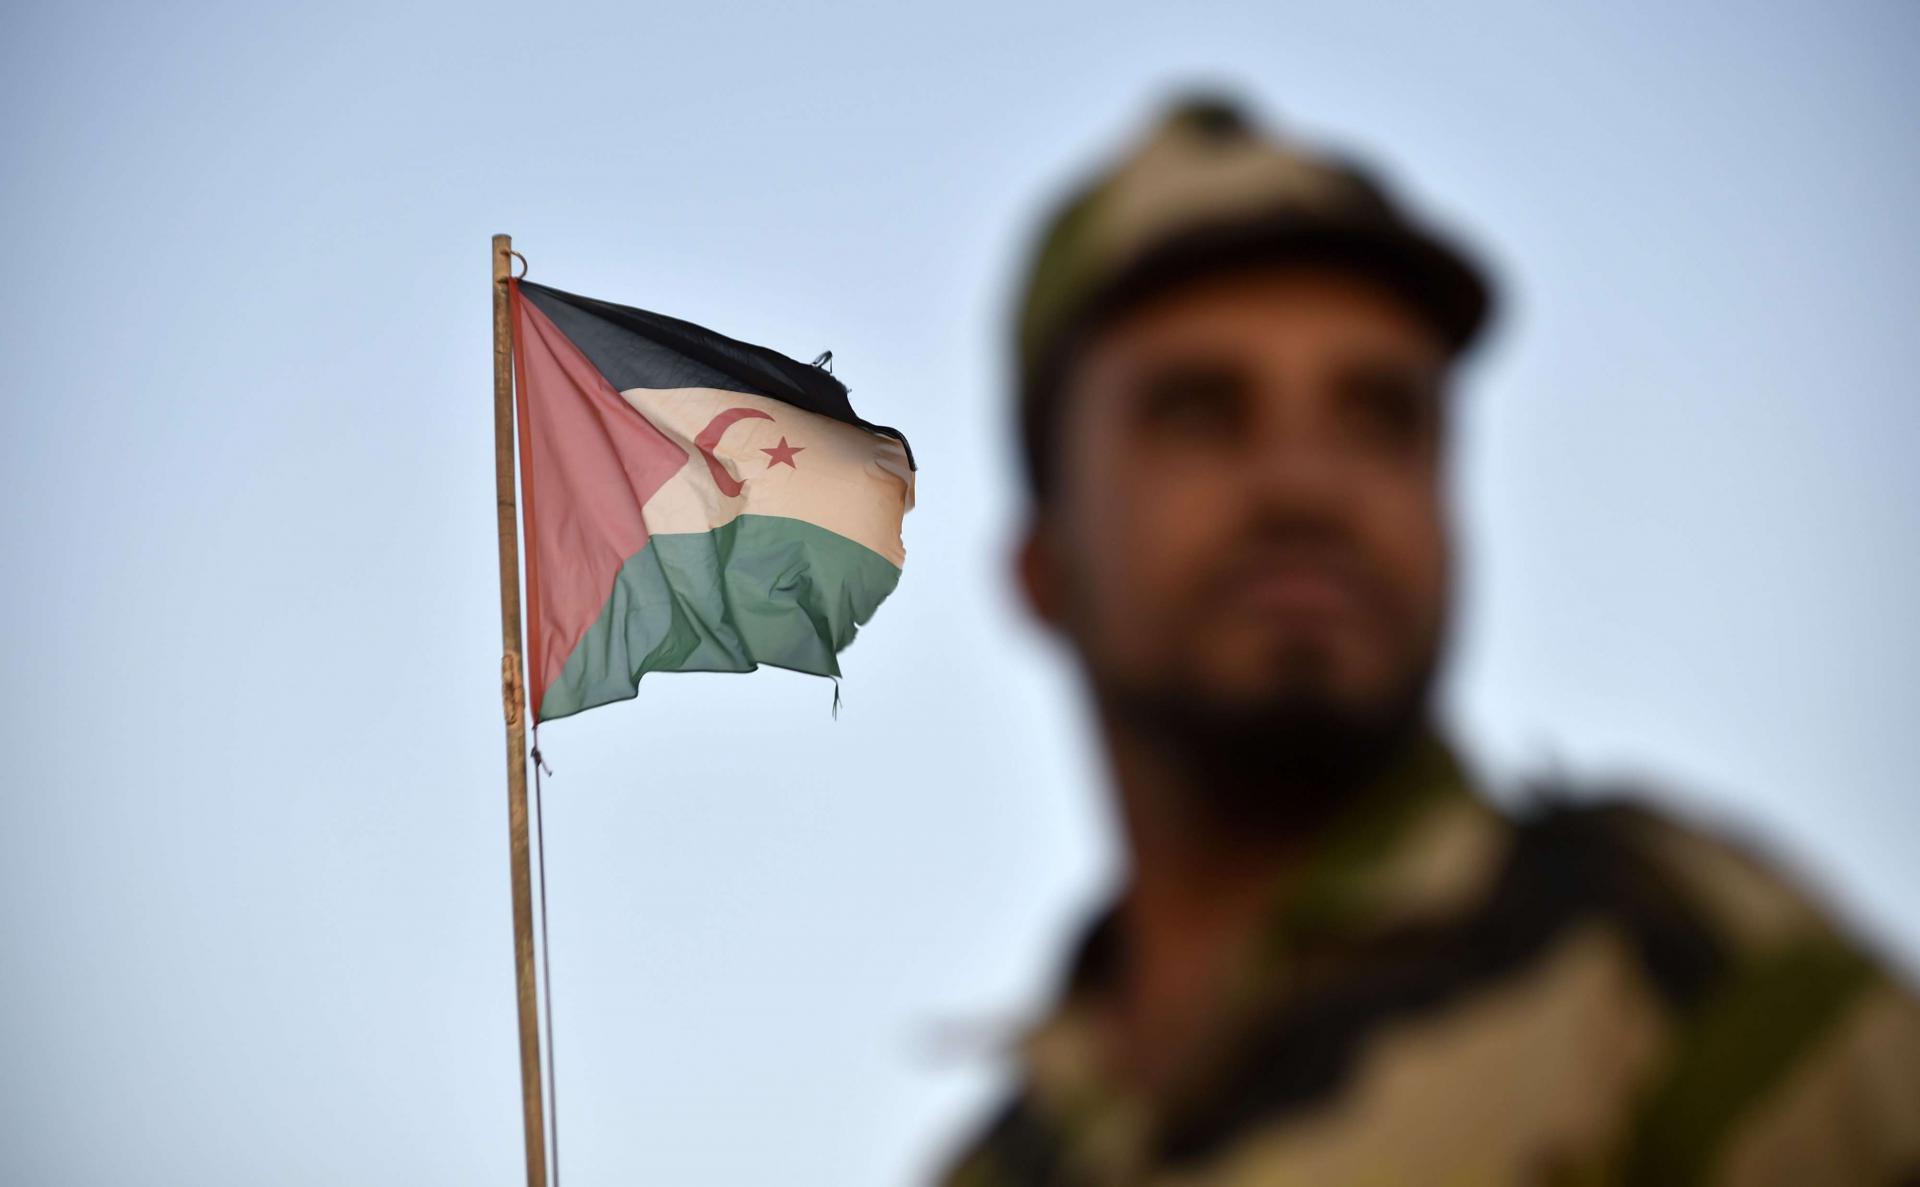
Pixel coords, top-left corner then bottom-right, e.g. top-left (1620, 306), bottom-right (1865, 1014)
top-left (509, 250), bottom-right (529, 279)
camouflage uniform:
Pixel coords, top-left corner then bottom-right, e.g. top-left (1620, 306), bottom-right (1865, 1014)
top-left (936, 736), bottom-right (1920, 1186)
top-left (943, 99), bottom-right (1920, 1185)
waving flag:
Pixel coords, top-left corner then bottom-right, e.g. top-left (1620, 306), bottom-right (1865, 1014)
top-left (509, 279), bottom-right (914, 722)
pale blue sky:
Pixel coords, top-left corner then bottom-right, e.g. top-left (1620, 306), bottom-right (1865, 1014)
top-left (3, 2), bottom-right (1916, 1184)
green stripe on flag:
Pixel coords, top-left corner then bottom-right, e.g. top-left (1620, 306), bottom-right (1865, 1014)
top-left (537, 514), bottom-right (903, 721)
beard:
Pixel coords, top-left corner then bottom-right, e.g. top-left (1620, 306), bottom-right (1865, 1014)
top-left (1094, 636), bottom-right (1439, 837)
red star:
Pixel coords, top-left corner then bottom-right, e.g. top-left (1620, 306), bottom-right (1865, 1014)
top-left (762, 436), bottom-right (804, 468)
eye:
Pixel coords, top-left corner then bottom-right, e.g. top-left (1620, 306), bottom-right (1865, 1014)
top-left (1339, 362), bottom-right (1440, 453)
top-left (1134, 362), bottom-right (1248, 439)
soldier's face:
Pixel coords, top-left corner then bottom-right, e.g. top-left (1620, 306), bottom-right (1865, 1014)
top-left (1023, 266), bottom-right (1452, 743)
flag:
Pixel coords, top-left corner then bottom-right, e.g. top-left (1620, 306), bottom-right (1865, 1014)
top-left (509, 279), bottom-right (915, 722)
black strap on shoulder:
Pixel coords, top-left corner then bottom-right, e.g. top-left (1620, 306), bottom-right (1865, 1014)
top-left (1154, 789), bottom-right (1728, 1165)
top-left (950, 790), bottom-right (1734, 1183)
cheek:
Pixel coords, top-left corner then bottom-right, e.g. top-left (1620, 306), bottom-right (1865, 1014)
top-left (1060, 447), bottom-right (1231, 651)
top-left (1367, 469), bottom-right (1449, 635)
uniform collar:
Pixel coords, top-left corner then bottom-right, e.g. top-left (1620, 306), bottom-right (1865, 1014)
top-left (1015, 732), bottom-right (1512, 1178)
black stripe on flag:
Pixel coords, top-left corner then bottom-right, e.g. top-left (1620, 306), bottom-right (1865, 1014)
top-left (518, 281), bottom-right (914, 468)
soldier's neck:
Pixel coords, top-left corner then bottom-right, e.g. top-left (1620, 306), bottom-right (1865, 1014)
top-left (1100, 727), bottom-right (1326, 1097)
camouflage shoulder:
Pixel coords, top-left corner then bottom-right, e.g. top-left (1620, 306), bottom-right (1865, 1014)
top-left (1517, 779), bottom-right (1856, 961)
top-left (1518, 780), bottom-right (1920, 1183)
top-left (926, 1093), bottom-right (1062, 1187)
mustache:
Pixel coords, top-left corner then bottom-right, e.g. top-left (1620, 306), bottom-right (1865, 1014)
top-left (1191, 507), bottom-right (1396, 614)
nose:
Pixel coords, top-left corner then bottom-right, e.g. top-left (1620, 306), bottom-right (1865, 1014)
top-left (1238, 381), bottom-right (1348, 515)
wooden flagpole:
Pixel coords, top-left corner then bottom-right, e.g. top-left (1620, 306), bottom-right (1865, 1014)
top-left (492, 232), bottom-right (549, 1187)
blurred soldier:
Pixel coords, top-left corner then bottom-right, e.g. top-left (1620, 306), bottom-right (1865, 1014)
top-left (937, 96), bottom-right (1920, 1186)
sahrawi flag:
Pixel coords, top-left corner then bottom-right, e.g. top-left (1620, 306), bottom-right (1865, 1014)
top-left (509, 279), bottom-right (914, 722)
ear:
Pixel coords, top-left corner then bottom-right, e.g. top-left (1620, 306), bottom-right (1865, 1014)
top-left (1015, 515), bottom-right (1065, 630)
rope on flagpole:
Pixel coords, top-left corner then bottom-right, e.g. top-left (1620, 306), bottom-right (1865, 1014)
top-left (530, 725), bottom-right (560, 1187)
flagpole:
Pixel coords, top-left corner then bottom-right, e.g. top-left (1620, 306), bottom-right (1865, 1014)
top-left (492, 232), bottom-right (549, 1187)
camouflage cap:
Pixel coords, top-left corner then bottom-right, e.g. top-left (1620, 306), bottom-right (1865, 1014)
top-left (1014, 95), bottom-right (1494, 496)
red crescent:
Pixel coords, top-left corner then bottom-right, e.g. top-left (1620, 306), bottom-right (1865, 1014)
top-left (693, 407), bottom-right (774, 497)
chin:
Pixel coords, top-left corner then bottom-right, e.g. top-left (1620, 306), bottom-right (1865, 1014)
top-left (1207, 636), bottom-right (1376, 712)
top-left (1104, 639), bottom-right (1436, 815)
